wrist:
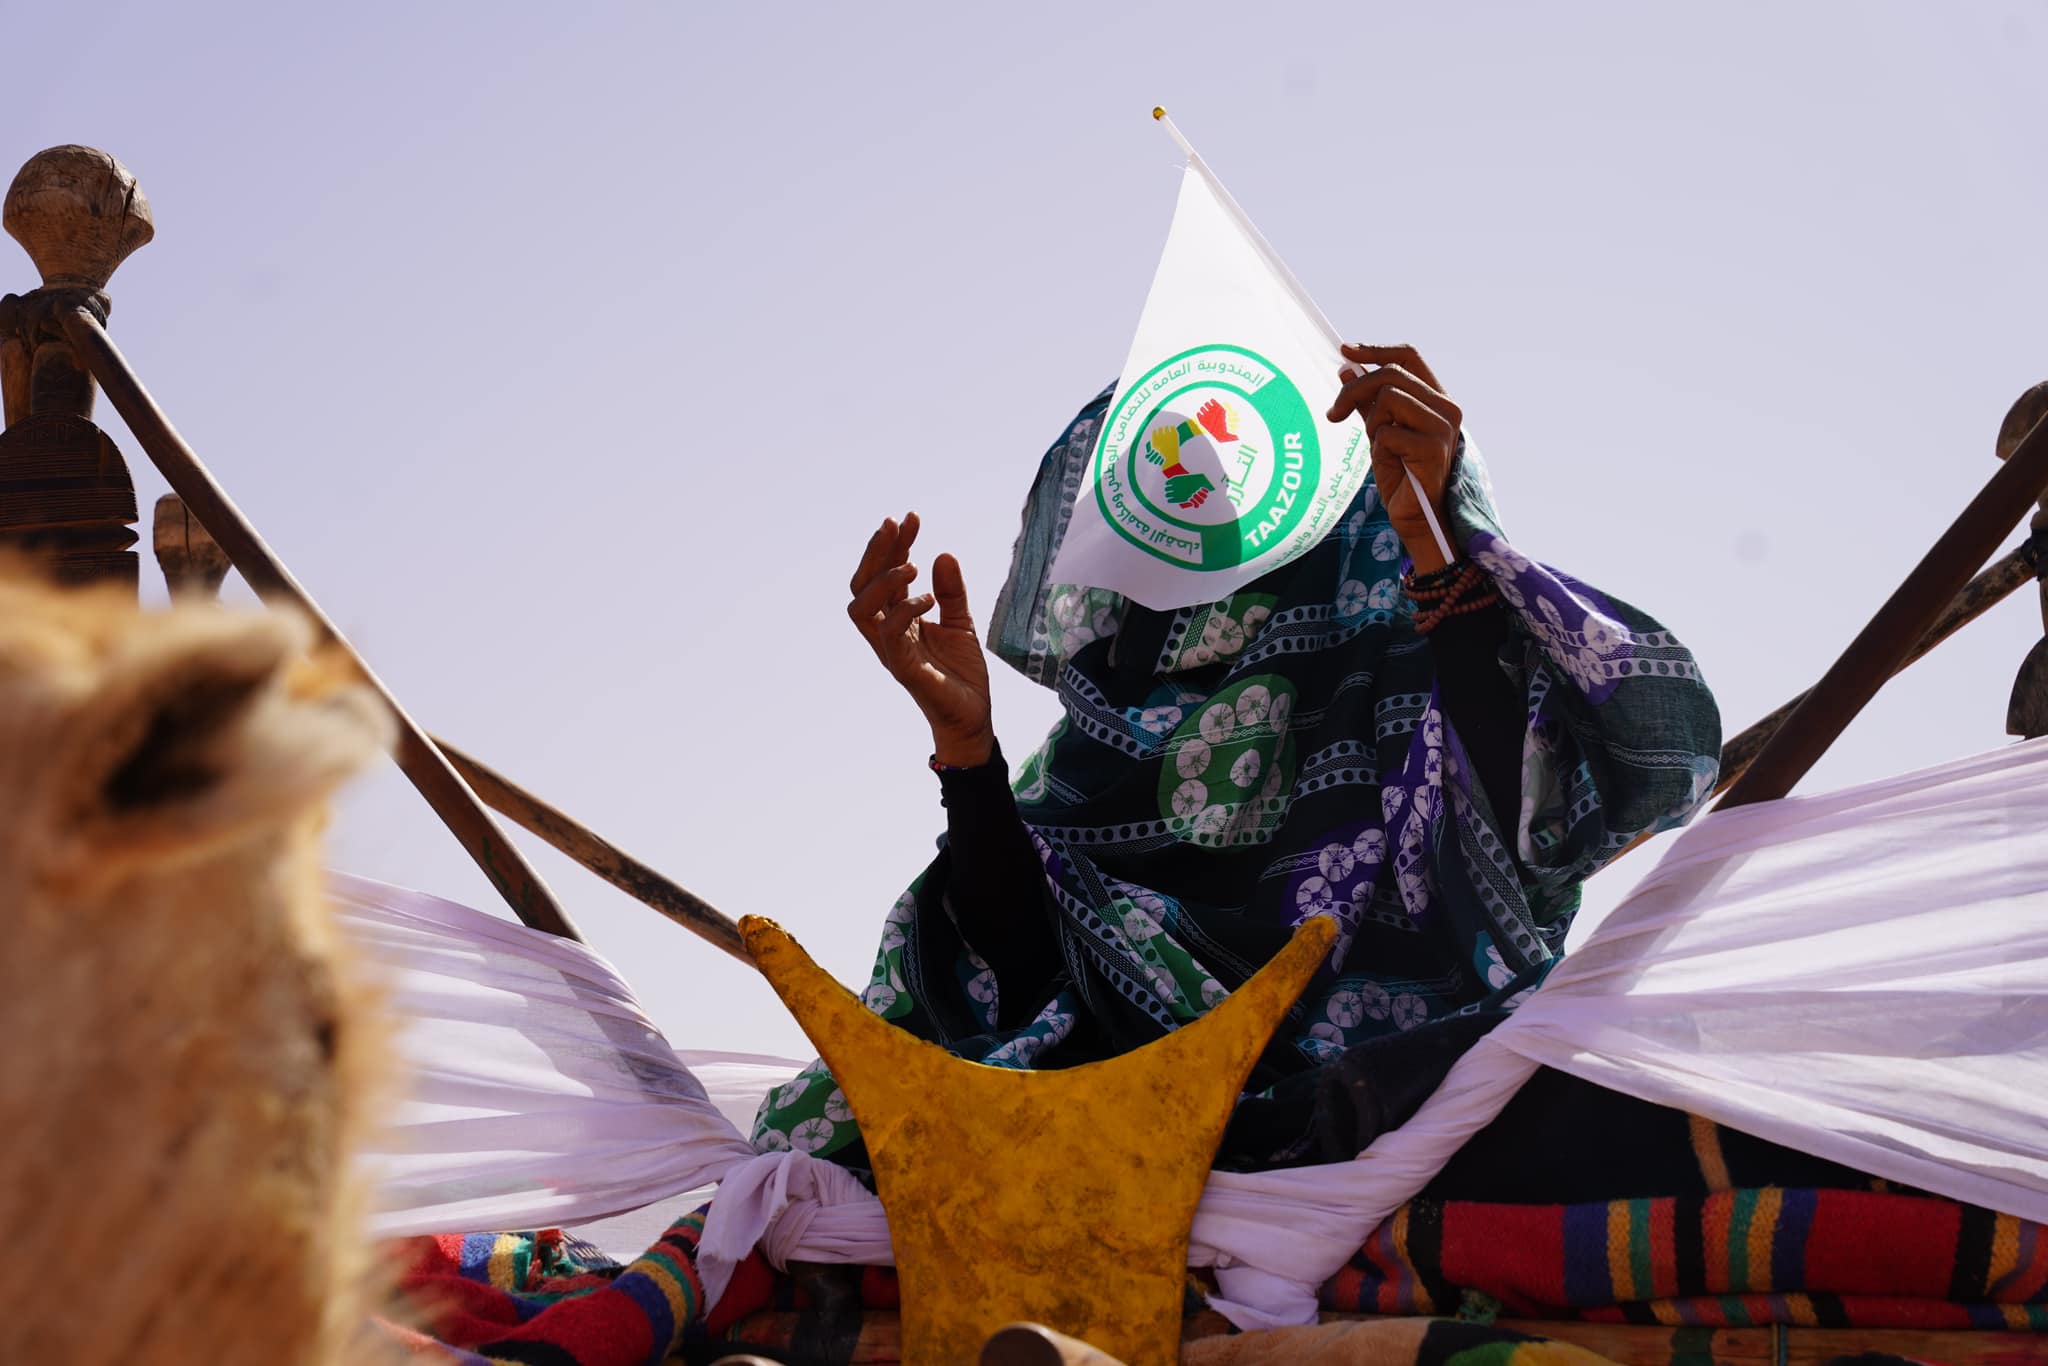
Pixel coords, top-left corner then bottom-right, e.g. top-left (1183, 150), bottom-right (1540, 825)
top-left (1401, 526), bottom-right (1451, 576)
top-left (931, 727), bottom-right (995, 768)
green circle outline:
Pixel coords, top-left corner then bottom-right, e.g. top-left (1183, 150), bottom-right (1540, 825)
top-left (1092, 344), bottom-right (1321, 570)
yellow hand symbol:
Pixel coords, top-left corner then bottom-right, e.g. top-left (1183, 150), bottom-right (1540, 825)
top-left (1149, 424), bottom-right (1181, 465)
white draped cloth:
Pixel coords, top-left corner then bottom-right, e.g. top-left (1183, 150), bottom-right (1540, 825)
top-left (348, 738), bottom-right (2048, 1328)
top-left (342, 876), bottom-right (759, 1236)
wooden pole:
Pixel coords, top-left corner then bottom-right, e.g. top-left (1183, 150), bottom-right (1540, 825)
top-left (432, 736), bottom-right (749, 963)
top-left (59, 306), bottom-right (584, 942)
top-left (1712, 545), bottom-right (2038, 784)
top-left (1999, 381), bottom-right (2048, 738)
top-left (151, 487), bottom-right (746, 961)
top-left (1717, 388), bottom-right (2048, 809)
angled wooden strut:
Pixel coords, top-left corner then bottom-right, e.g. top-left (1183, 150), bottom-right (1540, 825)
top-left (743, 914), bottom-right (1335, 1366)
top-left (432, 735), bottom-right (749, 962)
top-left (60, 307), bottom-right (583, 941)
top-left (1719, 387), bottom-right (2048, 808)
top-left (1999, 382), bottom-right (2048, 738)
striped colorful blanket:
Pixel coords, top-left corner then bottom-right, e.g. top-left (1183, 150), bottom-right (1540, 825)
top-left (383, 1212), bottom-right (711, 1364)
top-left (384, 1188), bottom-right (2046, 1363)
top-left (1325, 1188), bottom-right (2048, 1331)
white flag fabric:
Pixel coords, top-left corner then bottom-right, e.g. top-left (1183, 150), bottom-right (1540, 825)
top-left (1046, 166), bottom-right (1375, 609)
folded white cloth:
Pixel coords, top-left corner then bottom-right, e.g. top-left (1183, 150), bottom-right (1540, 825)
top-left (345, 738), bottom-right (2048, 1329)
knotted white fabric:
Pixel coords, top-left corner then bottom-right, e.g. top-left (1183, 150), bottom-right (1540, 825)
top-left (694, 1151), bottom-right (895, 1306)
top-left (343, 738), bottom-right (2048, 1329)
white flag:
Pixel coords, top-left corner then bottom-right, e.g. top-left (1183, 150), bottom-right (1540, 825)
top-left (1048, 165), bottom-right (1372, 609)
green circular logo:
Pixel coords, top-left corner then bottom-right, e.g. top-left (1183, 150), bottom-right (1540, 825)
top-left (1091, 344), bottom-right (1321, 570)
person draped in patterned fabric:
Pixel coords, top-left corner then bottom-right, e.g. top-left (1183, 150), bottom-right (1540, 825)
top-left (754, 345), bottom-right (1722, 1173)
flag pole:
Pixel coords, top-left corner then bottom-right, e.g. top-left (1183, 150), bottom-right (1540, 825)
top-left (1152, 107), bottom-right (1458, 567)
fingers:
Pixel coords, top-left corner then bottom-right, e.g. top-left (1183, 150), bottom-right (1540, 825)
top-left (877, 592), bottom-right (937, 643)
top-left (848, 511), bottom-right (921, 595)
top-left (847, 562), bottom-right (919, 644)
top-left (1195, 399), bottom-right (1237, 442)
top-left (1327, 364), bottom-right (1462, 432)
top-left (1369, 425), bottom-right (1449, 507)
top-left (931, 552), bottom-right (975, 632)
top-left (849, 517), bottom-right (899, 595)
top-left (1363, 385), bottom-right (1456, 447)
top-left (1340, 343), bottom-right (1444, 393)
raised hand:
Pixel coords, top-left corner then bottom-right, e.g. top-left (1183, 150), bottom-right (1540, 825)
top-left (1325, 344), bottom-right (1463, 574)
top-left (1196, 399), bottom-right (1238, 443)
top-left (847, 512), bottom-right (995, 767)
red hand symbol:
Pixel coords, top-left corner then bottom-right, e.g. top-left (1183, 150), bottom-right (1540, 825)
top-left (1196, 400), bottom-right (1239, 443)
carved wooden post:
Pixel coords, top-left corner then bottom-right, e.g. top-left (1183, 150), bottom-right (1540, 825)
top-left (1997, 382), bottom-right (2048, 738)
top-left (0, 146), bottom-right (154, 589)
top-left (152, 491), bottom-right (231, 600)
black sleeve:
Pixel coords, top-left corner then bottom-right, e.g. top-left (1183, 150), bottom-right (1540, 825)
top-left (935, 742), bottom-right (1064, 1028)
top-left (1428, 602), bottom-right (1523, 831)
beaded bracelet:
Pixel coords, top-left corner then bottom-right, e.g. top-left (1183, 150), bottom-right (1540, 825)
top-left (1401, 555), bottom-right (1505, 633)
top-left (1403, 558), bottom-right (1471, 596)
top-left (1402, 560), bottom-right (1484, 604)
top-left (1414, 584), bottom-right (1502, 634)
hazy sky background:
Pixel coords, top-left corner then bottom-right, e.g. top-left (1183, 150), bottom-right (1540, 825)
top-left (10, 1), bottom-right (2045, 1059)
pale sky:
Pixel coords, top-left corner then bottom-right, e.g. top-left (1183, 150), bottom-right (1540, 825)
top-left (11, 1), bottom-right (2045, 1059)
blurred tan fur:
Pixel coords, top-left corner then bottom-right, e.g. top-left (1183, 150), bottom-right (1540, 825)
top-left (0, 561), bottom-right (398, 1364)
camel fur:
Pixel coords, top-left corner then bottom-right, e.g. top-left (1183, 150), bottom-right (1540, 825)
top-left (0, 571), bottom-right (396, 1364)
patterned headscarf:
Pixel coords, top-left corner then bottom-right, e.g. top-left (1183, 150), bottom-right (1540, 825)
top-left (754, 386), bottom-right (1721, 1170)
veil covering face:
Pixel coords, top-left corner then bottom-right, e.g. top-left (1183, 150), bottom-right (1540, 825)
top-left (755, 385), bottom-right (1721, 1173)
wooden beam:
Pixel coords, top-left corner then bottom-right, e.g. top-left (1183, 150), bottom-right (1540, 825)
top-left (432, 736), bottom-right (748, 963)
top-left (1718, 386), bottom-right (2048, 809)
top-left (151, 488), bottom-right (745, 961)
top-left (1715, 544), bottom-right (2038, 783)
top-left (58, 306), bottom-right (584, 942)
top-left (1998, 381), bottom-right (2048, 739)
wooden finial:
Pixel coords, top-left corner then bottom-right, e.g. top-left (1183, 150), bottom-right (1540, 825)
top-left (1996, 381), bottom-right (2048, 469)
top-left (4, 146), bottom-right (154, 290)
top-left (152, 492), bottom-right (231, 600)
top-left (0, 147), bottom-right (151, 591)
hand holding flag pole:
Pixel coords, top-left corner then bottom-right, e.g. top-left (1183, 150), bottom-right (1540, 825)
top-left (1151, 107), bottom-right (1459, 568)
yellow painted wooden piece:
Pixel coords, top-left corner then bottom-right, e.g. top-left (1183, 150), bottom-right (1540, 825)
top-left (741, 914), bottom-right (1335, 1366)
